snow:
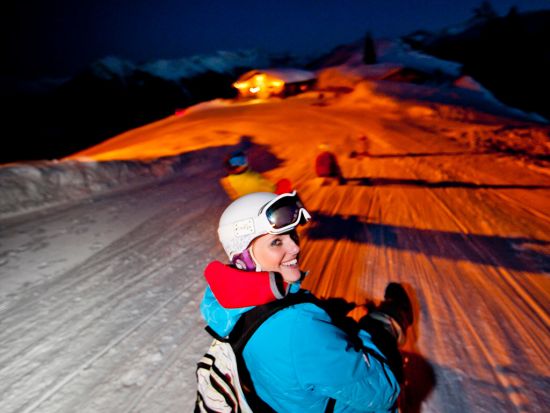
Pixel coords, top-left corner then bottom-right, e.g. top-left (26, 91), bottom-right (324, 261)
top-left (316, 40), bottom-right (546, 124)
top-left (1, 52), bottom-right (549, 412)
top-left (323, 39), bottom-right (461, 81)
top-left (0, 154), bottom-right (216, 219)
top-left (90, 50), bottom-right (275, 82)
top-left (375, 39), bottom-right (462, 77)
top-left (90, 57), bottom-right (137, 80)
top-left (145, 49), bottom-right (274, 81)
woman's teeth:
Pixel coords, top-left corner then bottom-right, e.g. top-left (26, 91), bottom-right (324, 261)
top-left (282, 259), bottom-right (298, 267)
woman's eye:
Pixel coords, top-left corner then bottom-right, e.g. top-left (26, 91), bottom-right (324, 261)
top-left (270, 239), bottom-right (282, 247)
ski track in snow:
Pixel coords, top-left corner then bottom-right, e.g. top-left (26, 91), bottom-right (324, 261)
top-left (1, 92), bottom-right (549, 412)
top-left (0, 170), bottom-right (225, 412)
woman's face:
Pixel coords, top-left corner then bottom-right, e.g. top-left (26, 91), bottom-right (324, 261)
top-left (251, 231), bottom-right (301, 283)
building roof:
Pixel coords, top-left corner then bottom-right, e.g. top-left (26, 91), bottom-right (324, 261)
top-left (238, 68), bottom-right (316, 83)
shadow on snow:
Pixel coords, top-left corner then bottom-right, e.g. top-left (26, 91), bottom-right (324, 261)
top-left (342, 177), bottom-right (550, 190)
top-left (305, 213), bottom-right (549, 273)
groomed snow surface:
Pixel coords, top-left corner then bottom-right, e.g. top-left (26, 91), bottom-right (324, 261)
top-left (1, 61), bottom-right (549, 412)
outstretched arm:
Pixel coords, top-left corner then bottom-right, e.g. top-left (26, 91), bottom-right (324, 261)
top-left (204, 261), bottom-right (288, 308)
top-left (292, 305), bottom-right (400, 411)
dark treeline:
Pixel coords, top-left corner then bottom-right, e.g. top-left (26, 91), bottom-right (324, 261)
top-left (2, 69), bottom-right (239, 163)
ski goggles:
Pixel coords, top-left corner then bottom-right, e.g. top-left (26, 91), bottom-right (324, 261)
top-left (259, 191), bottom-right (311, 234)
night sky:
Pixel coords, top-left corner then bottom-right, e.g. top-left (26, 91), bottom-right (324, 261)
top-left (3, 0), bottom-right (550, 80)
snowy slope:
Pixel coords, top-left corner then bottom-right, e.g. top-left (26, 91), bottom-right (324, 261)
top-left (1, 52), bottom-right (549, 413)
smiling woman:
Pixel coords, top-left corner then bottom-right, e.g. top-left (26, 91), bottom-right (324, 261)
top-left (250, 230), bottom-right (302, 283)
top-left (197, 191), bottom-right (411, 412)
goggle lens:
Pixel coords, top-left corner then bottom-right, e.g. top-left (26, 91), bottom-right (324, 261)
top-left (265, 194), bottom-right (307, 230)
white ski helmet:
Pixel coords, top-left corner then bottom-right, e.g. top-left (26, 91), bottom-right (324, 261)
top-left (218, 191), bottom-right (311, 260)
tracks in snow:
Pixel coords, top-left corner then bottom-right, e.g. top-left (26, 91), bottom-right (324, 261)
top-left (0, 171), bottom-right (225, 412)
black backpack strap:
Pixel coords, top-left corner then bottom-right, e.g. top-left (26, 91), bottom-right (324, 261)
top-left (228, 290), bottom-right (336, 412)
top-left (229, 289), bottom-right (315, 351)
top-left (325, 397), bottom-right (336, 413)
top-left (204, 325), bottom-right (227, 341)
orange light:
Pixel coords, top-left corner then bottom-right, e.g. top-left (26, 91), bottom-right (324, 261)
top-left (233, 81), bottom-right (249, 90)
top-left (234, 73), bottom-right (285, 98)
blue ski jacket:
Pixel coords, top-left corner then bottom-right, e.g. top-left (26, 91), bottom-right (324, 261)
top-left (200, 285), bottom-right (399, 412)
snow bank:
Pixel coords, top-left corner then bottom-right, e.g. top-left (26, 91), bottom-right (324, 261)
top-left (453, 76), bottom-right (548, 123)
top-left (335, 80), bottom-right (399, 111)
top-left (316, 67), bottom-right (364, 90)
top-left (0, 153), bottom-right (209, 219)
top-left (376, 39), bottom-right (462, 77)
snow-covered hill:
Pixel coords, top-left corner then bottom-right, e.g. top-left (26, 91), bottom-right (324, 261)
top-left (401, 9), bottom-right (550, 122)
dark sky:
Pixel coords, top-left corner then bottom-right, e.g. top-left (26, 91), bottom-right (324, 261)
top-left (3, 0), bottom-right (549, 79)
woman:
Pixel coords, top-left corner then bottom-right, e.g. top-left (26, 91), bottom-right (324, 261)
top-left (200, 191), bottom-right (407, 412)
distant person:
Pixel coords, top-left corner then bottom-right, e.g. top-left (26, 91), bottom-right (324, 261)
top-left (349, 134), bottom-right (370, 159)
top-left (315, 143), bottom-right (345, 185)
top-left (359, 134), bottom-right (370, 156)
top-left (197, 191), bottom-right (413, 412)
top-left (220, 150), bottom-right (291, 199)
